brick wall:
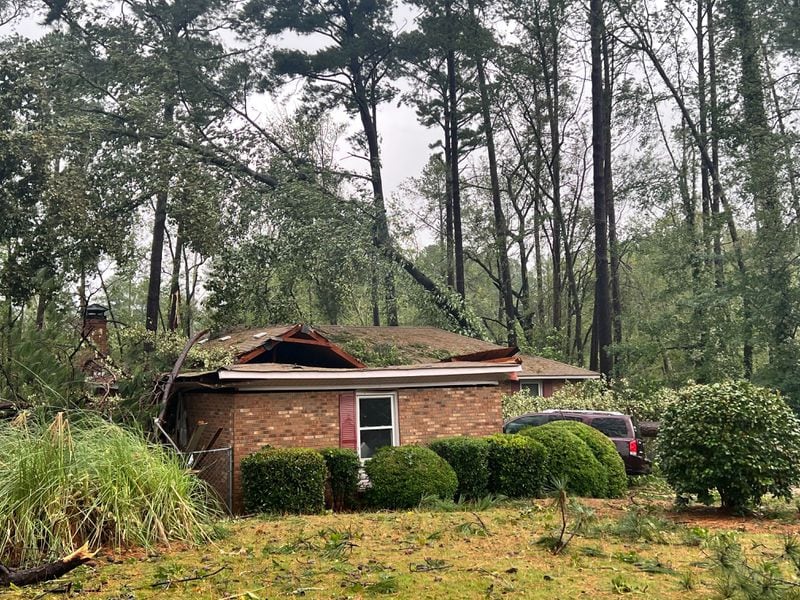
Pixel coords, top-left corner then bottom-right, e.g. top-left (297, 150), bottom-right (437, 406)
top-left (184, 384), bottom-right (506, 513)
top-left (397, 385), bottom-right (503, 445)
top-left (231, 391), bottom-right (340, 511)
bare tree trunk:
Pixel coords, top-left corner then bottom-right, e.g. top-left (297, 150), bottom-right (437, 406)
top-left (603, 31), bottom-right (622, 352)
top-left (446, 0), bottom-right (465, 300)
top-left (590, 0), bottom-right (613, 376)
top-left (707, 0), bottom-right (724, 287)
top-left (469, 1), bottom-right (517, 346)
top-left (167, 225), bottom-right (184, 332)
top-left (533, 189), bottom-right (546, 331)
top-left (146, 103), bottom-right (174, 333)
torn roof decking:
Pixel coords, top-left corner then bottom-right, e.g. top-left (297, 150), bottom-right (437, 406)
top-left (200, 324), bottom-right (598, 380)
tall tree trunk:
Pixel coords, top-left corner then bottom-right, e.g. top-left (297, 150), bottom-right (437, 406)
top-left (696, 0), bottom-right (714, 275)
top-left (533, 189), bottom-right (546, 331)
top-left (145, 103), bottom-right (173, 333)
top-left (603, 30), bottom-right (622, 352)
top-left (469, 3), bottom-right (517, 346)
top-left (535, 12), bottom-right (563, 333)
top-left (730, 0), bottom-right (792, 367)
top-left (352, 69), bottom-right (397, 326)
top-left (167, 225), bottom-right (184, 332)
top-left (590, 0), bottom-right (613, 376)
top-left (445, 0), bottom-right (466, 300)
top-left (441, 126), bottom-right (456, 288)
top-left (707, 0), bottom-right (725, 287)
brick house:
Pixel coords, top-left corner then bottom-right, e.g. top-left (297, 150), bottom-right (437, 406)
top-left (166, 324), bottom-right (597, 511)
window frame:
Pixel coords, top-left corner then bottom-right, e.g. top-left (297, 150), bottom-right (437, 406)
top-left (355, 392), bottom-right (399, 460)
top-left (520, 380), bottom-right (542, 397)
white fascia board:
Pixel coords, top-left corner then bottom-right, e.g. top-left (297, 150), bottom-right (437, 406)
top-left (218, 364), bottom-right (521, 381)
top-left (519, 374), bottom-right (599, 380)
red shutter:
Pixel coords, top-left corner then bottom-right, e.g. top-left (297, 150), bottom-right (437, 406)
top-left (339, 391), bottom-right (357, 450)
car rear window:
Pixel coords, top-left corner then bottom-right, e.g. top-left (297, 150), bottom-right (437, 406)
top-left (505, 414), bottom-right (549, 433)
top-left (590, 417), bottom-right (629, 438)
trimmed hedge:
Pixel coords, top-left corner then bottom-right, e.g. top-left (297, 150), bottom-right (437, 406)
top-left (520, 424), bottom-right (607, 497)
top-left (318, 447), bottom-right (361, 511)
top-left (241, 448), bottom-right (326, 514)
top-left (365, 446), bottom-right (458, 509)
top-left (428, 436), bottom-right (490, 499)
top-left (485, 434), bottom-right (546, 498)
top-left (543, 421), bottom-right (627, 498)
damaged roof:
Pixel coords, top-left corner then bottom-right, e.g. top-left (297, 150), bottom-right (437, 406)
top-left (201, 324), bottom-right (598, 379)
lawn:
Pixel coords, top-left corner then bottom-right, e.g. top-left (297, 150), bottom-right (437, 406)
top-left (6, 483), bottom-right (800, 599)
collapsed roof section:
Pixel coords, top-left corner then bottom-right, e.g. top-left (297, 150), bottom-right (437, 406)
top-left (200, 324), bottom-right (365, 369)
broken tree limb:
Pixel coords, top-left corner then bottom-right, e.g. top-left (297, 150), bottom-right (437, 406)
top-left (0, 545), bottom-right (97, 587)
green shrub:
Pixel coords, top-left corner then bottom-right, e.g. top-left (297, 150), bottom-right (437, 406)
top-left (241, 447), bottom-right (326, 514)
top-left (520, 424), bottom-right (607, 497)
top-left (503, 379), bottom-right (677, 422)
top-left (365, 446), bottom-right (458, 509)
top-left (659, 380), bottom-right (800, 512)
top-left (428, 436), bottom-right (490, 499)
top-left (0, 413), bottom-right (219, 567)
top-left (544, 421), bottom-right (627, 498)
top-left (318, 447), bottom-right (361, 511)
top-left (485, 434), bottom-right (546, 498)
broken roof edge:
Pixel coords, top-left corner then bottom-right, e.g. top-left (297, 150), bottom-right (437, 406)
top-left (217, 361), bottom-right (522, 381)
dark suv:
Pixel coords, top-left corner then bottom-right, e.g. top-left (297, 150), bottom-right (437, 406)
top-left (503, 409), bottom-right (651, 475)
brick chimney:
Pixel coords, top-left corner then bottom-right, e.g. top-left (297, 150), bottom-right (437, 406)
top-left (82, 304), bottom-right (109, 355)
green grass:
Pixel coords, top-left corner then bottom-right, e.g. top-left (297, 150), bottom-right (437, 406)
top-left (0, 413), bottom-right (221, 566)
top-left (5, 496), bottom-right (800, 599)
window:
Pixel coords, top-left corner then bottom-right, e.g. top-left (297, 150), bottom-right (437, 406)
top-left (521, 381), bottom-right (541, 396)
top-left (590, 417), bottom-right (629, 438)
top-left (357, 393), bottom-right (398, 459)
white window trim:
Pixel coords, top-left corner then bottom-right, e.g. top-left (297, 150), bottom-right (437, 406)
top-left (356, 392), bottom-right (399, 460)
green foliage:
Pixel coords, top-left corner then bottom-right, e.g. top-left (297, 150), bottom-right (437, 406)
top-left (659, 380), bottom-right (800, 511)
top-left (336, 338), bottom-right (408, 367)
top-left (520, 424), bottom-right (608, 498)
top-left (428, 436), bottom-right (490, 499)
top-left (0, 327), bottom-right (86, 408)
top-left (0, 412), bottom-right (220, 567)
top-left (365, 445), bottom-right (458, 509)
top-left (484, 434), bottom-right (546, 498)
top-left (502, 379), bottom-right (677, 421)
top-left (318, 447), bottom-right (361, 511)
top-left (241, 447), bottom-right (327, 514)
top-left (543, 421), bottom-right (628, 498)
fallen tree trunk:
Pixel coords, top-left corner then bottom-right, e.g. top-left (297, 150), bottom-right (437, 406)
top-left (0, 544), bottom-right (97, 587)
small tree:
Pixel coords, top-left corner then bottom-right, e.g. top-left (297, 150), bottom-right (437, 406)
top-left (659, 381), bottom-right (800, 512)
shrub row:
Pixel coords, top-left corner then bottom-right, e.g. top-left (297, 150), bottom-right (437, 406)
top-left (430, 426), bottom-right (626, 501)
top-left (242, 422), bottom-right (628, 514)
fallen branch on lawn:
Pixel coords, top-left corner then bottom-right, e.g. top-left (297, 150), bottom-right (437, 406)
top-left (0, 544), bottom-right (97, 587)
top-left (150, 565), bottom-right (228, 588)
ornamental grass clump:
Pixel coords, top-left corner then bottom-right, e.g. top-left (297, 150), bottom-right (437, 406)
top-left (660, 380), bottom-right (800, 512)
top-left (0, 413), bottom-right (220, 567)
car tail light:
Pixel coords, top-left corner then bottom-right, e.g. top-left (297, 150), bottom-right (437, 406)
top-left (629, 439), bottom-right (639, 455)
